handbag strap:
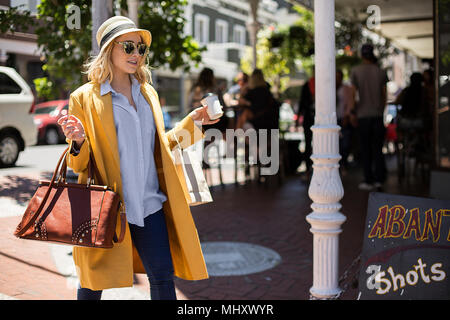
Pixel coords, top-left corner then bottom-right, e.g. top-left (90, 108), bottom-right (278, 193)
top-left (113, 202), bottom-right (126, 243)
top-left (84, 151), bottom-right (126, 243)
top-left (15, 146), bottom-right (72, 237)
top-left (15, 145), bottom-right (126, 244)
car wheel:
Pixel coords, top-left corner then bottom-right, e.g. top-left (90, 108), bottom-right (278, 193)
top-left (45, 127), bottom-right (60, 145)
top-left (0, 133), bottom-right (20, 167)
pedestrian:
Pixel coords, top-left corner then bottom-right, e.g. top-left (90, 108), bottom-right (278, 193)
top-left (394, 72), bottom-right (427, 119)
top-left (394, 72), bottom-right (431, 156)
top-left (423, 68), bottom-right (435, 116)
top-left (336, 69), bottom-right (353, 170)
top-left (350, 44), bottom-right (388, 190)
top-left (188, 68), bottom-right (216, 112)
top-left (296, 70), bottom-right (315, 176)
top-left (422, 68), bottom-right (435, 142)
top-left (237, 69), bottom-right (279, 131)
top-left (236, 69), bottom-right (279, 181)
top-left (189, 67), bottom-right (228, 133)
top-left (57, 16), bottom-right (219, 300)
top-left (224, 71), bottom-right (249, 108)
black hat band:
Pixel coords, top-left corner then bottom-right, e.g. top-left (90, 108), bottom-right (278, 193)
top-left (100, 23), bottom-right (136, 49)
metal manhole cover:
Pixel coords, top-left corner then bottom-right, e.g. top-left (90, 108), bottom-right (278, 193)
top-left (201, 241), bottom-right (282, 276)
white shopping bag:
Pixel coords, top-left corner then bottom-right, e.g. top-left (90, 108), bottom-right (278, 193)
top-left (172, 133), bottom-right (213, 206)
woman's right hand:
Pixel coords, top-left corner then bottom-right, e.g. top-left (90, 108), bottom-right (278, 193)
top-left (57, 115), bottom-right (86, 147)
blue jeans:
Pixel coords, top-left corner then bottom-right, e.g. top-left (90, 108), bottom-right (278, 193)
top-left (77, 208), bottom-right (176, 300)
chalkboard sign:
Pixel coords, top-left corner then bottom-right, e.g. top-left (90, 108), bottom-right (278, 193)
top-left (358, 192), bottom-right (450, 300)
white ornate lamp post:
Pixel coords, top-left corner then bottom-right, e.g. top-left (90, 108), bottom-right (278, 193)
top-left (305, 0), bottom-right (346, 299)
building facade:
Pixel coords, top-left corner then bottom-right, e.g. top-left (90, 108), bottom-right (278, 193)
top-left (0, 0), bottom-right (45, 96)
top-left (156, 0), bottom-right (298, 117)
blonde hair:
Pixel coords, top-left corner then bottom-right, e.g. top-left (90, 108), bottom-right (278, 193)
top-left (83, 40), bottom-right (153, 85)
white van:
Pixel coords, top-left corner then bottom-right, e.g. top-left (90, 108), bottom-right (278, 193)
top-left (0, 66), bottom-right (37, 167)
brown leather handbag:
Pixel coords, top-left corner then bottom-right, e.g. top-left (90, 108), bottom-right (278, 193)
top-left (14, 146), bottom-right (126, 248)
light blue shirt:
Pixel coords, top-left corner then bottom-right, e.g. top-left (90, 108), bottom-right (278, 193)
top-left (100, 76), bottom-right (167, 227)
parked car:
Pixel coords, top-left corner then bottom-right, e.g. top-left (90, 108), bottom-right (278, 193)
top-left (0, 66), bottom-right (37, 167)
top-left (33, 99), bottom-right (69, 145)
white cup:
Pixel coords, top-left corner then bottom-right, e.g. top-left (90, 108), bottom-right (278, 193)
top-left (200, 93), bottom-right (224, 120)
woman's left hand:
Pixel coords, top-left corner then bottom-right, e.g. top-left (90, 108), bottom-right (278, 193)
top-left (189, 106), bottom-right (221, 125)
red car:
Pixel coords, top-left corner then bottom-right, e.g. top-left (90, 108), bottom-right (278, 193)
top-left (32, 99), bottom-right (69, 144)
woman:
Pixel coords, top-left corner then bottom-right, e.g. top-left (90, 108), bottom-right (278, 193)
top-left (57, 16), bottom-right (219, 300)
top-left (394, 72), bottom-right (427, 119)
top-left (237, 69), bottom-right (279, 130)
top-left (189, 67), bottom-right (228, 133)
top-left (188, 68), bottom-right (216, 112)
top-left (336, 69), bottom-right (353, 170)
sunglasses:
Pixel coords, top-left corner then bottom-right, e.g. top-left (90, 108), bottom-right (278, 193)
top-left (115, 41), bottom-right (148, 56)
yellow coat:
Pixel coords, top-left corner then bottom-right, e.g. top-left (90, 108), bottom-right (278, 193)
top-left (66, 81), bottom-right (208, 290)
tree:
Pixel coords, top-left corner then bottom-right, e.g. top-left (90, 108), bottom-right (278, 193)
top-left (240, 5), bottom-right (314, 98)
top-left (335, 7), bottom-right (398, 76)
top-left (241, 27), bottom-right (291, 98)
top-left (268, 5), bottom-right (315, 75)
top-left (0, 5), bottom-right (32, 34)
top-left (2, 0), bottom-right (205, 100)
top-left (261, 4), bottom-right (399, 89)
top-left (140, 1), bottom-right (203, 72)
top-left (120, 0), bottom-right (204, 71)
top-left (34, 1), bottom-right (93, 99)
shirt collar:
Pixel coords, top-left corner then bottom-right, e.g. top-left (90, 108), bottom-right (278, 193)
top-left (100, 79), bottom-right (116, 96)
top-left (100, 75), bottom-right (141, 96)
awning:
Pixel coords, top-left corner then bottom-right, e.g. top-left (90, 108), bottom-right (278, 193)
top-left (335, 0), bottom-right (433, 59)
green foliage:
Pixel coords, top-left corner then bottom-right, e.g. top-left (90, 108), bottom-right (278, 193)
top-left (267, 5), bottom-right (314, 74)
top-left (0, 5), bottom-right (32, 34)
top-left (35, 0), bottom-right (93, 98)
top-left (241, 27), bottom-right (291, 95)
top-left (3, 0), bottom-right (204, 99)
top-left (33, 77), bottom-right (59, 100)
top-left (441, 44), bottom-right (450, 67)
top-left (334, 7), bottom-right (399, 76)
top-left (241, 5), bottom-right (314, 96)
top-left (132, 0), bottom-right (205, 71)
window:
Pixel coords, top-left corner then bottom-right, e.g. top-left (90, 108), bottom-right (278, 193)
top-left (0, 73), bottom-right (22, 94)
top-left (194, 14), bottom-right (209, 45)
top-left (10, 0), bottom-right (41, 15)
top-left (233, 25), bottom-right (246, 45)
top-left (215, 19), bottom-right (228, 43)
top-left (33, 106), bottom-right (58, 114)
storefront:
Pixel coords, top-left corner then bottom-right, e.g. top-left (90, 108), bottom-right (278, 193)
top-left (295, 0), bottom-right (448, 299)
top-left (435, 0), bottom-right (450, 170)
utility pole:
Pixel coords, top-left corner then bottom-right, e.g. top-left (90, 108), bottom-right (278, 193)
top-left (91, 0), bottom-right (113, 55)
top-left (246, 0), bottom-right (261, 70)
top-left (127, 0), bottom-right (139, 26)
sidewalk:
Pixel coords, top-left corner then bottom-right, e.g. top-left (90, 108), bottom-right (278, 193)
top-left (0, 154), bottom-right (428, 300)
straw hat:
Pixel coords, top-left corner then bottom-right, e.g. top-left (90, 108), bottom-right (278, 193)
top-left (96, 16), bottom-right (152, 53)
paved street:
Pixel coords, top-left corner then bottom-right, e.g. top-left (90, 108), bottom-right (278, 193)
top-left (0, 143), bottom-right (428, 300)
top-left (0, 144), bottom-right (154, 299)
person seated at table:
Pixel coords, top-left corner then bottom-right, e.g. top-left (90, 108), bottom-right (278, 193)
top-left (236, 69), bottom-right (279, 131)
